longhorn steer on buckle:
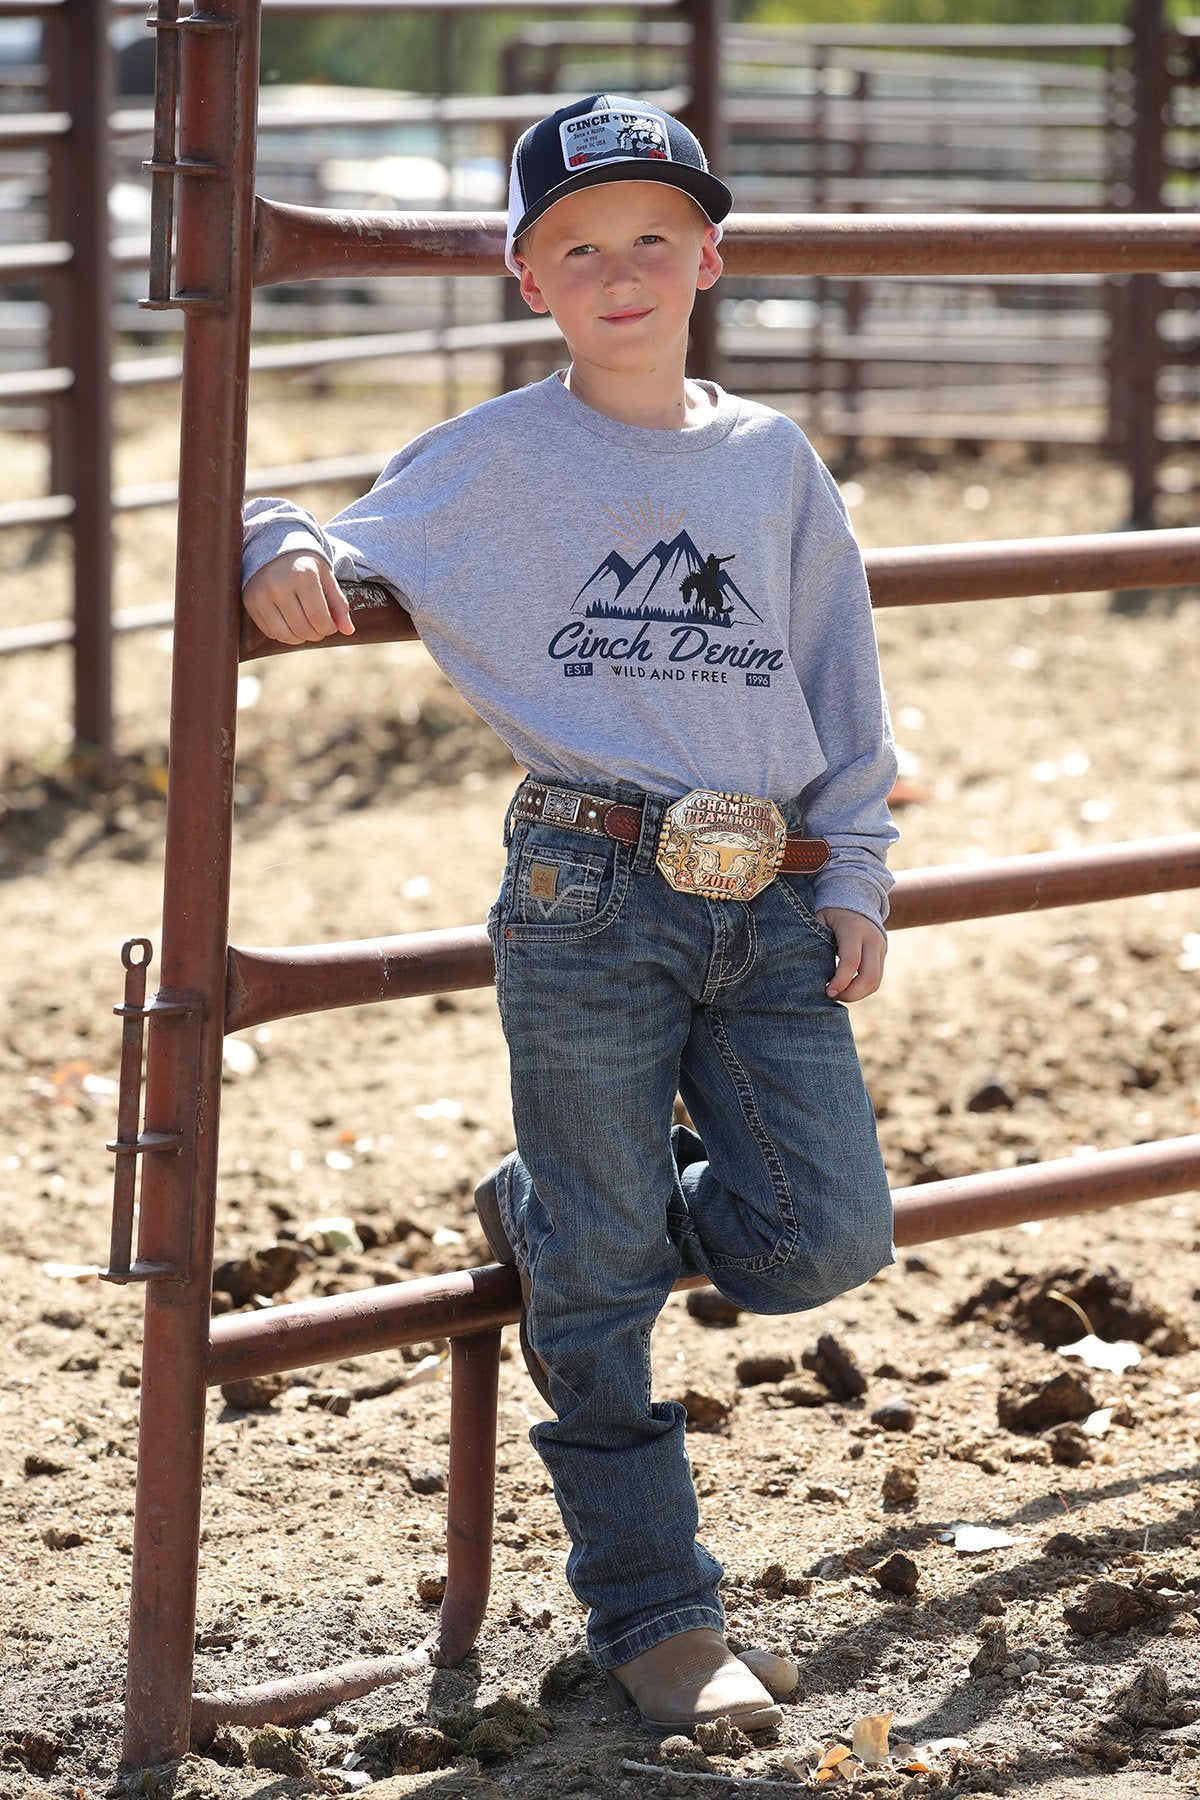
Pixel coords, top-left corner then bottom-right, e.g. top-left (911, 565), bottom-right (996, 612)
top-left (656, 789), bottom-right (788, 902)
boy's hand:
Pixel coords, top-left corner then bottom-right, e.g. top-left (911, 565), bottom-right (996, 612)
top-left (816, 906), bottom-right (886, 1002)
top-left (243, 551), bottom-right (355, 645)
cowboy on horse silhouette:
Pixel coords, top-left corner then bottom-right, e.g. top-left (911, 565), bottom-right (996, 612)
top-left (680, 552), bottom-right (735, 618)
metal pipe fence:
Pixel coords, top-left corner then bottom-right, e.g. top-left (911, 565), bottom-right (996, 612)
top-left (4, 2), bottom-right (1194, 771)
top-left (103, 0), bottom-right (1200, 1767)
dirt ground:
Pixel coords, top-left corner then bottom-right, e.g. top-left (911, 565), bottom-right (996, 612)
top-left (2, 379), bottom-right (1199, 1800)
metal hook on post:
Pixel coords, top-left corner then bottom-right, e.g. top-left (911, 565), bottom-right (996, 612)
top-left (140, 0), bottom-right (237, 316)
top-left (104, 938), bottom-right (199, 1285)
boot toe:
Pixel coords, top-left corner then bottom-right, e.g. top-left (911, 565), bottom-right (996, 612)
top-left (692, 1666), bottom-right (782, 1731)
top-left (611, 1628), bottom-right (784, 1733)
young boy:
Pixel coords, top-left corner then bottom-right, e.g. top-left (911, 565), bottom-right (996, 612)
top-left (242, 95), bottom-right (897, 1737)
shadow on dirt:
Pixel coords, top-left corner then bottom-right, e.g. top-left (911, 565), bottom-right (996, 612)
top-left (780, 1460), bottom-right (1200, 1758)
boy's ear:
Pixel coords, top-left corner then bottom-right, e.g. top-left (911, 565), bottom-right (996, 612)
top-left (696, 223), bottom-right (723, 293)
top-left (515, 257), bottom-right (550, 315)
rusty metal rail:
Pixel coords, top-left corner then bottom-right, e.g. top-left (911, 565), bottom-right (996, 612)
top-left (235, 525), bottom-right (1200, 666)
top-left (206, 1138), bottom-right (1200, 1392)
top-left (9, 514), bottom-right (1199, 662)
top-left (867, 527), bottom-right (1200, 606)
top-left (221, 836), bottom-right (1200, 1034)
top-left (253, 203), bottom-right (1200, 286)
top-left (110, 0), bottom-right (1200, 1766)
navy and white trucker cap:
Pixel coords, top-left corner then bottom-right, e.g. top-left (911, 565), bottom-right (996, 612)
top-left (505, 94), bottom-right (732, 273)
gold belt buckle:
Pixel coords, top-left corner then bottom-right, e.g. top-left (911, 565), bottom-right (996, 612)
top-left (656, 789), bottom-right (787, 902)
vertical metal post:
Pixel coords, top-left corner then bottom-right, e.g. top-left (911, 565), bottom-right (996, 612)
top-left (1126, 0), bottom-right (1167, 525)
top-left (43, 11), bottom-right (72, 510)
top-left (121, 0), bottom-right (260, 1767)
top-left (682, 0), bottom-right (724, 384)
top-left (435, 1331), bottom-right (502, 1664)
top-left (498, 39), bottom-right (525, 396)
top-left (1102, 43), bottom-right (1128, 452)
top-left (435, 14), bottom-right (459, 420)
top-left (55, 0), bottom-right (115, 769)
top-left (809, 44), bottom-right (829, 436)
top-left (840, 67), bottom-right (870, 464)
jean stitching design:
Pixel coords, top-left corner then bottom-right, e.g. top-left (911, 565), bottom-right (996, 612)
top-left (486, 903), bottom-right (510, 1031)
top-left (520, 867), bottom-right (602, 923)
top-left (776, 875), bottom-right (836, 945)
top-left (699, 899), bottom-right (727, 1004)
top-left (718, 901), bottom-right (756, 992)
top-left (704, 1006), bottom-right (798, 1272)
top-left (503, 849), bottom-right (630, 944)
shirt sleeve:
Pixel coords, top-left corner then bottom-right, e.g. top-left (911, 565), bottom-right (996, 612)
top-left (788, 449), bottom-right (898, 928)
top-left (241, 445), bottom-right (428, 612)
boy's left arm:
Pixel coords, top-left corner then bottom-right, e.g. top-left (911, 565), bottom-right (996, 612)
top-left (790, 459), bottom-right (898, 1001)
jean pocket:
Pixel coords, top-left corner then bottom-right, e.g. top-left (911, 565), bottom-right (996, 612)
top-left (775, 874), bottom-right (837, 946)
top-left (503, 828), bottom-right (629, 941)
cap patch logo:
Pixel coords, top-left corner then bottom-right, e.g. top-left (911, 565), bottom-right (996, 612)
top-left (559, 107), bottom-right (672, 172)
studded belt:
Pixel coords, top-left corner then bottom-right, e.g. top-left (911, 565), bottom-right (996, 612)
top-left (512, 781), bottom-right (830, 903)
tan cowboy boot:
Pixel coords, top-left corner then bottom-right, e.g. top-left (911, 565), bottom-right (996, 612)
top-left (610, 1627), bottom-right (783, 1732)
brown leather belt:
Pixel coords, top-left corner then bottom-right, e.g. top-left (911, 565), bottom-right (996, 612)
top-left (512, 781), bottom-right (830, 893)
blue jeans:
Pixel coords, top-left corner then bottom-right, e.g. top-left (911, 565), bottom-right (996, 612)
top-left (487, 779), bottom-right (894, 1669)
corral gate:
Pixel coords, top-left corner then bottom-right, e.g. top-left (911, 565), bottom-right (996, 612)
top-left (107, 0), bottom-right (1200, 1768)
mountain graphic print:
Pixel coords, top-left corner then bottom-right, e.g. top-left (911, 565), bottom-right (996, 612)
top-left (573, 527), bottom-right (764, 626)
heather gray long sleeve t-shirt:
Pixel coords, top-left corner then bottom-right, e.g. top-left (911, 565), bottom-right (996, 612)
top-left (243, 373), bottom-right (898, 925)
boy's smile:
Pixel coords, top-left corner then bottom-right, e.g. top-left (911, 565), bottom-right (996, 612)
top-left (514, 181), bottom-right (723, 427)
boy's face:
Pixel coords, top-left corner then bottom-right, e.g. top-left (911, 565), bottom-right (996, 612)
top-left (514, 181), bottom-right (722, 378)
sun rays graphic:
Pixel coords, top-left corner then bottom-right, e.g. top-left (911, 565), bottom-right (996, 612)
top-left (601, 495), bottom-right (686, 557)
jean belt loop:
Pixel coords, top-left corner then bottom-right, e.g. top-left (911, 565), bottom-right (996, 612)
top-left (502, 781), bottom-right (526, 847)
top-left (632, 791), bottom-right (666, 875)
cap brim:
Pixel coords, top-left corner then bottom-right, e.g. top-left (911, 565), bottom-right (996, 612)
top-left (511, 160), bottom-right (732, 247)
